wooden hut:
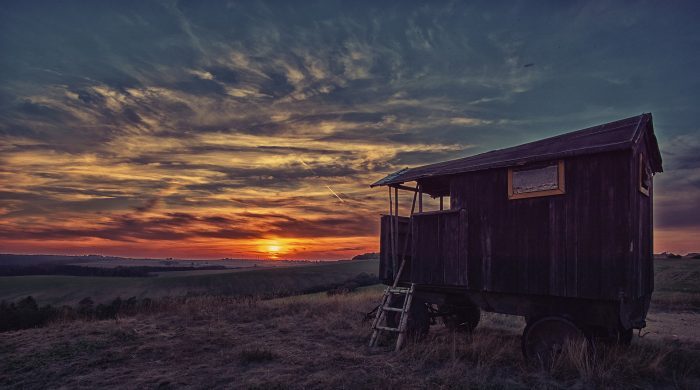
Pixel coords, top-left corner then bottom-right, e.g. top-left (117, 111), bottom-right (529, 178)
top-left (369, 113), bottom-right (663, 359)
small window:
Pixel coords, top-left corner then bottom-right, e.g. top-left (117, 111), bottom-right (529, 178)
top-left (639, 153), bottom-right (651, 196)
top-left (508, 160), bottom-right (565, 200)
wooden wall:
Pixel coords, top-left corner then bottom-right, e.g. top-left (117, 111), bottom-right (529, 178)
top-left (438, 150), bottom-right (640, 301)
top-left (410, 209), bottom-right (468, 286)
top-left (379, 215), bottom-right (411, 283)
top-left (632, 132), bottom-right (655, 299)
top-left (379, 142), bottom-right (656, 302)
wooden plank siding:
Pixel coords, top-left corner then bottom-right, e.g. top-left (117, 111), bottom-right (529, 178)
top-left (410, 210), bottom-right (467, 286)
top-left (376, 116), bottom-right (660, 305)
top-left (443, 151), bottom-right (634, 300)
top-left (634, 132), bottom-right (655, 299)
top-left (379, 215), bottom-right (411, 283)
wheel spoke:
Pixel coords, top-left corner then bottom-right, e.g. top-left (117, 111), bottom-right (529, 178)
top-left (522, 316), bottom-right (590, 367)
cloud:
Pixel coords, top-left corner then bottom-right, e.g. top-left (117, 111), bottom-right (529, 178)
top-left (1, 1), bottom-right (699, 257)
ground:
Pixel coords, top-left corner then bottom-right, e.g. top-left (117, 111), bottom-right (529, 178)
top-left (1, 287), bottom-right (699, 389)
top-left (1, 258), bottom-right (699, 388)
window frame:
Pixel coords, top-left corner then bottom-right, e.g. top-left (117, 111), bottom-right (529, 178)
top-left (639, 153), bottom-right (650, 196)
top-left (507, 160), bottom-right (566, 200)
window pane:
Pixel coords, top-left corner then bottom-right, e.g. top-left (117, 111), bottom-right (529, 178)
top-left (512, 164), bottom-right (558, 194)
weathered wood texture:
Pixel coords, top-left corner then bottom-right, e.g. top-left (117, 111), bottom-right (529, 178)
top-left (410, 210), bottom-right (468, 286)
top-left (378, 119), bottom-right (659, 303)
top-left (444, 150), bottom-right (638, 300)
top-left (379, 215), bottom-right (411, 283)
top-left (633, 131), bottom-right (655, 299)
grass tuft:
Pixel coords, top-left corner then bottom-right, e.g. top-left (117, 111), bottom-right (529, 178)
top-left (238, 348), bottom-right (278, 365)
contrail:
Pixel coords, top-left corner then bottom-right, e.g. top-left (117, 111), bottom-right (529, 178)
top-left (298, 158), bottom-right (315, 173)
top-left (298, 158), bottom-right (346, 203)
top-left (325, 185), bottom-right (346, 203)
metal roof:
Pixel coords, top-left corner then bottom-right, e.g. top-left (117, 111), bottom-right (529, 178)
top-left (371, 113), bottom-right (662, 187)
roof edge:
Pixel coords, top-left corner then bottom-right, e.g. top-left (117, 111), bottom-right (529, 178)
top-left (371, 113), bottom-right (657, 187)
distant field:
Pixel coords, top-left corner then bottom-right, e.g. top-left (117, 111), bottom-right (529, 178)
top-left (0, 260), bottom-right (378, 305)
top-left (67, 258), bottom-right (307, 269)
top-left (651, 258), bottom-right (700, 311)
top-left (2, 257), bottom-right (697, 309)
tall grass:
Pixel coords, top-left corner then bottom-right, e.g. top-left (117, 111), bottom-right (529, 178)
top-left (1, 289), bottom-right (699, 389)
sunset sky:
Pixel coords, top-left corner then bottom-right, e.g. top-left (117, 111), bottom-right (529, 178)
top-left (1, 1), bottom-right (698, 260)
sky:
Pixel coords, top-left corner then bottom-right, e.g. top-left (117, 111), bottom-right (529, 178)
top-left (0, 1), bottom-right (698, 260)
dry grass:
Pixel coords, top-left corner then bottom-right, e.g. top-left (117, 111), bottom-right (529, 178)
top-left (1, 290), bottom-right (699, 389)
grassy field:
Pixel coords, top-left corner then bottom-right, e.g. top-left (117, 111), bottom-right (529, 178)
top-left (2, 257), bottom-right (697, 308)
top-left (651, 258), bottom-right (700, 311)
top-left (1, 258), bottom-right (699, 388)
top-left (1, 289), bottom-right (699, 389)
top-left (0, 260), bottom-right (378, 305)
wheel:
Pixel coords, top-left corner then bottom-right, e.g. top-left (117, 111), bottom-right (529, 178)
top-left (440, 302), bottom-right (480, 332)
top-left (386, 295), bottom-right (430, 339)
top-left (617, 328), bottom-right (633, 345)
top-left (522, 316), bottom-right (592, 367)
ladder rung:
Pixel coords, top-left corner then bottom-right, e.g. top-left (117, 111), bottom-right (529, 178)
top-left (374, 325), bottom-right (401, 332)
top-left (369, 282), bottom-right (416, 350)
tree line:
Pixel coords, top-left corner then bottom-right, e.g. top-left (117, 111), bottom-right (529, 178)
top-left (0, 296), bottom-right (153, 332)
top-left (0, 264), bottom-right (228, 277)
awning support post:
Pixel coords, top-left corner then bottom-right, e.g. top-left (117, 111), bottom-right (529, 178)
top-left (394, 186), bottom-right (399, 275)
top-left (418, 184), bottom-right (423, 213)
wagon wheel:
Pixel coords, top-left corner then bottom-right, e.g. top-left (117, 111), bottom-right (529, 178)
top-left (386, 295), bottom-right (430, 339)
top-left (522, 317), bottom-right (592, 367)
top-left (440, 302), bottom-right (480, 332)
top-left (617, 328), bottom-right (633, 345)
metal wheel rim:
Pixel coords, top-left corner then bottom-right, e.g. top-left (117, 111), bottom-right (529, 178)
top-left (522, 316), bottom-right (588, 366)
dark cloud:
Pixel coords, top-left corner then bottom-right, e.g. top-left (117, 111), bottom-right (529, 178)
top-left (133, 198), bottom-right (160, 213)
top-left (269, 214), bottom-right (378, 238)
top-left (390, 149), bottom-right (471, 166)
top-left (0, 208), bottom-right (377, 244)
top-left (169, 77), bottom-right (228, 96)
top-left (1, 1), bottom-right (699, 256)
top-left (0, 211), bottom-right (240, 242)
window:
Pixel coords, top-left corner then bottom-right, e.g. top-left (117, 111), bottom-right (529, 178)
top-left (639, 153), bottom-right (651, 196)
top-left (508, 160), bottom-right (565, 200)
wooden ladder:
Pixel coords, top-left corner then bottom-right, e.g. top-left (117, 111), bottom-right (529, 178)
top-left (369, 184), bottom-right (419, 351)
top-left (368, 283), bottom-right (416, 351)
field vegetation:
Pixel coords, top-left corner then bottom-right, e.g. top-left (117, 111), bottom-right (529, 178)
top-left (0, 264), bottom-right (229, 278)
top-left (0, 258), bottom-right (698, 388)
top-left (0, 260), bottom-right (378, 305)
top-left (651, 257), bottom-right (700, 311)
top-left (1, 289), bottom-right (699, 389)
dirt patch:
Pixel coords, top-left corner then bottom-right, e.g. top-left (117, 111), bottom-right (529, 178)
top-left (644, 310), bottom-right (700, 343)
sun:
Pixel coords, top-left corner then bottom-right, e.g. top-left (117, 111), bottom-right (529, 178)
top-left (258, 240), bottom-right (286, 259)
top-left (255, 238), bottom-right (298, 260)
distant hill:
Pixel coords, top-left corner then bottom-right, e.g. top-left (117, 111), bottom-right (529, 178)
top-left (0, 254), bottom-right (302, 268)
top-left (352, 252), bottom-right (379, 260)
top-left (654, 252), bottom-right (699, 260)
top-left (0, 254), bottom-right (121, 266)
